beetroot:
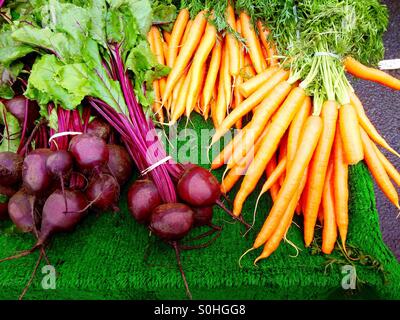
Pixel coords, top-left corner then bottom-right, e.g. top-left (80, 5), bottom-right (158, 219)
top-left (22, 149), bottom-right (52, 194)
top-left (86, 173), bottom-right (120, 211)
top-left (46, 150), bottom-right (73, 177)
top-left (177, 166), bottom-right (221, 206)
top-left (0, 152), bottom-right (23, 186)
top-left (87, 118), bottom-right (111, 141)
top-left (38, 189), bottom-right (88, 244)
top-left (150, 203), bottom-right (194, 241)
top-left (69, 134), bottom-right (109, 171)
top-left (127, 180), bottom-right (161, 224)
top-left (107, 144), bottom-right (132, 185)
top-left (0, 186), bottom-right (16, 220)
top-left (4, 96), bottom-right (39, 130)
top-left (7, 190), bottom-right (36, 233)
top-left (192, 206), bottom-right (214, 227)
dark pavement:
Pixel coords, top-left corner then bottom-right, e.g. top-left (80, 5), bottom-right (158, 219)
top-left (349, 0), bottom-right (399, 259)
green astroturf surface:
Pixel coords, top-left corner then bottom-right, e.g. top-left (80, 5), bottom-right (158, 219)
top-left (0, 114), bottom-right (399, 300)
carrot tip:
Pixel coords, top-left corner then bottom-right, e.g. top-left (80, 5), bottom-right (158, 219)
top-left (238, 247), bottom-right (255, 269)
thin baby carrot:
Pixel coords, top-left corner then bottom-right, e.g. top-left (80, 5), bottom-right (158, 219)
top-left (239, 67), bottom-right (280, 98)
top-left (339, 103), bottom-right (364, 164)
top-left (322, 159), bottom-right (337, 254)
top-left (303, 101), bottom-right (338, 247)
top-left (372, 143), bottom-right (400, 187)
top-left (333, 125), bottom-right (349, 249)
top-left (167, 9), bottom-right (190, 67)
top-left (360, 128), bottom-right (400, 208)
top-left (226, 4), bottom-right (240, 77)
top-left (344, 56), bottom-right (400, 90)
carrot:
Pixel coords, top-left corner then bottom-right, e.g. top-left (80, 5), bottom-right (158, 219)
top-left (256, 20), bottom-right (278, 67)
top-left (240, 12), bottom-right (267, 74)
top-left (278, 133), bottom-right (288, 186)
top-left (333, 125), bottom-right (349, 248)
top-left (303, 101), bottom-right (338, 247)
top-left (162, 11), bottom-right (207, 104)
top-left (151, 27), bottom-right (168, 111)
top-left (180, 20), bottom-right (193, 48)
top-left (167, 9), bottom-right (190, 68)
top-left (170, 67), bottom-right (193, 124)
top-left (213, 56), bottom-right (227, 128)
top-left (242, 54), bottom-right (257, 79)
top-left (172, 73), bottom-right (186, 114)
top-left (234, 18), bottom-right (244, 129)
top-left (349, 91), bottom-right (400, 158)
top-left (221, 128), bottom-right (268, 193)
top-left (339, 103), bottom-right (364, 164)
top-left (226, 81), bottom-right (292, 169)
top-left (222, 38), bottom-right (232, 113)
top-left (322, 159), bottom-right (337, 254)
top-left (211, 68), bottom-right (289, 144)
top-left (202, 40), bottom-right (222, 114)
top-left (287, 97), bottom-right (312, 170)
top-left (344, 56), bottom-right (400, 90)
top-left (253, 115), bottom-right (323, 248)
top-left (226, 4), bottom-right (240, 77)
top-left (254, 172), bottom-right (307, 262)
top-left (233, 87), bottom-right (306, 216)
top-left (372, 144), bottom-right (400, 187)
top-left (239, 67), bottom-right (280, 98)
top-left (266, 155), bottom-right (280, 202)
top-left (259, 157), bottom-right (287, 196)
top-left (163, 31), bottom-right (172, 45)
top-left (185, 22), bottom-right (217, 117)
top-left (360, 128), bottom-right (400, 208)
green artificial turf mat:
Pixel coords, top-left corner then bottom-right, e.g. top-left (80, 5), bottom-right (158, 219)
top-left (0, 114), bottom-right (399, 300)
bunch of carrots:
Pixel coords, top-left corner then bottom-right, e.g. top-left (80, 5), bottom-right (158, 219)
top-left (149, 4), bottom-right (400, 263)
top-left (148, 6), bottom-right (277, 126)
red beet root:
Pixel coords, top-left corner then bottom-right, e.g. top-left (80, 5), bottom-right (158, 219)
top-left (7, 189), bottom-right (36, 232)
top-left (177, 166), bottom-right (221, 206)
top-left (46, 150), bottom-right (73, 177)
top-left (38, 189), bottom-right (88, 244)
top-left (150, 203), bottom-right (194, 241)
top-left (192, 206), bottom-right (214, 227)
top-left (107, 144), bottom-right (132, 185)
top-left (0, 152), bottom-right (23, 186)
top-left (69, 134), bottom-right (109, 171)
top-left (86, 173), bottom-right (120, 211)
top-left (87, 118), bottom-right (111, 141)
top-left (22, 149), bottom-right (52, 194)
top-left (127, 179), bottom-right (161, 224)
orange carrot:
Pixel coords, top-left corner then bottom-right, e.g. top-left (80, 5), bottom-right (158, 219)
top-left (162, 11), bottom-right (207, 104)
top-left (242, 54), bottom-right (257, 79)
top-left (202, 40), bottom-right (222, 114)
top-left (266, 155), bottom-right (280, 202)
top-left (213, 51), bottom-right (227, 127)
top-left (349, 91), bottom-right (400, 158)
top-left (256, 20), bottom-right (278, 67)
top-left (167, 9), bottom-right (190, 67)
top-left (170, 66), bottom-right (193, 124)
top-left (211, 68), bottom-right (289, 144)
top-left (186, 22), bottom-right (217, 116)
top-left (163, 30), bottom-right (172, 45)
top-left (180, 19), bottom-right (193, 48)
top-left (372, 144), bottom-right (400, 187)
top-left (322, 159), bottom-right (337, 254)
top-left (221, 128), bottom-right (268, 194)
top-left (278, 133), bottom-right (288, 186)
top-left (254, 172), bottom-right (307, 262)
top-left (360, 128), bottom-right (400, 208)
top-left (226, 81), bottom-right (292, 169)
top-left (253, 115), bottom-right (323, 248)
top-left (287, 97), bottom-right (312, 170)
top-left (303, 101), bottom-right (338, 247)
top-left (344, 56), bottom-right (400, 90)
top-left (239, 67), bottom-right (280, 98)
top-left (222, 37), bottom-right (232, 113)
top-left (233, 87), bottom-right (306, 216)
top-left (339, 103), bottom-right (364, 164)
top-left (333, 125), bottom-right (349, 248)
top-left (240, 12), bottom-right (267, 73)
top-left (226, 4), bottom-right (240, 77)
top-left (259, 157), bottom-right (287, 196)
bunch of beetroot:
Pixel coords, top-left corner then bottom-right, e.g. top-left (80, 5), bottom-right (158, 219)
top-left (0, 96), bottom-right (134, 299)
